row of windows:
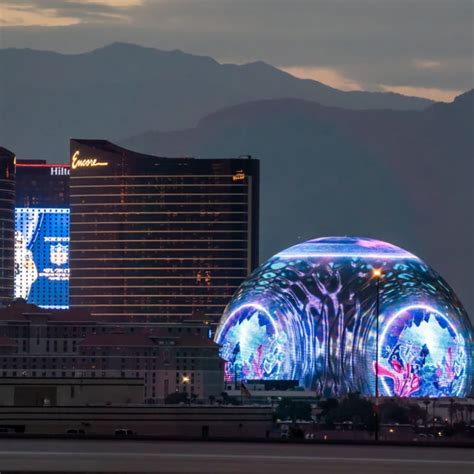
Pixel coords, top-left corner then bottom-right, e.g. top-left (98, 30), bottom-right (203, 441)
top-left (0, 352), bottom-right (210, 361)
top-left (70, 175), bottom-right (248, 185)
top-left (69, 301), bottom-right (231, 308)
top-left (70, 249), bottom-right (247, 257)
top-left (72, 181), bottom-right (245, 189)
top-left (71, 285), bottom-right (235, 294)
top-left (71, 223), bottom-right (249, 233)
top-left (70, 262), bottom-right (248, 271)
top-left (71, 193), bottom-right (249, 204)
top-left (1, 326), bottom-right (206, 338)
top-left (0, 370), bottom-right (143, 378)
top-left (72, 188), bottom-right (248, 198)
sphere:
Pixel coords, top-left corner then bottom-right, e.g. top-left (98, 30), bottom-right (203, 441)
top-left (215, 237), bottom-right (473, 398)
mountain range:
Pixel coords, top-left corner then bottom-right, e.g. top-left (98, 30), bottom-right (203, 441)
top-left (122, 90), bottom-right (474, 317)
top-left (0, 42), bottom-right (431, 162)
top-left (0, 42), bottom-right (472, 317)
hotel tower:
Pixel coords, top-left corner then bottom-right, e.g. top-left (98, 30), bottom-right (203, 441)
top-left (69, 139), bottom-right (259, 323)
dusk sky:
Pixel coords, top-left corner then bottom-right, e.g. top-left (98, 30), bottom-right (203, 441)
top-left (0, 0), bottom-right (472, 101)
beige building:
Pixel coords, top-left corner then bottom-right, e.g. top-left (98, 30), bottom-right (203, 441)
top-left (0, 377), bottom-right (143, 406)
top-left (0, 301), bottom-right (224, 402)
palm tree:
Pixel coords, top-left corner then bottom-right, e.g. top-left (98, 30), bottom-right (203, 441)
top-left (458, 404), bottom-right (465, 424)
top-left (449, 398), bottom-right (455, 426)
top-left (423, 399), bottom-right (430, 428)
top-left (431, 398), bottom-right (438, 424)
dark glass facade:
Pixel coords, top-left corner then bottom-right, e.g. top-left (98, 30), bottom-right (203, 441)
top-left (69, 139), bottom-right (259, 322)
top-left (0, 147), bottom-right (15, 304)
top-left (15, 160), bottom-right (69, 208)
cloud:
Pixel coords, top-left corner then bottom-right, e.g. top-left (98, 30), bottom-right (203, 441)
top-left (282, 66), bottom-right (364, 92)
top-left (379, 85), bottom-right (462, 102)
top-left (0, 0), bottom-right (143, 26)
top-left (0, 3), bottom-right (80, 26)
top-left (412, 59), bottom-right (443, 70)
top-left (0, 0), bottom-right (472, 95)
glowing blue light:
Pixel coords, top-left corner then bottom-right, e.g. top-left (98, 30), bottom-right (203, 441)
top-left (215, 236), bottom-right (473, 398)
top-left (15, 208), bottom-right (70, 308)
top-left (377, 304), bottom-right (468, 397)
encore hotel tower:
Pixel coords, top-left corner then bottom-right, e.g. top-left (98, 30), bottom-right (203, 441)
top-left (69, 139), bottom-right (259, 323)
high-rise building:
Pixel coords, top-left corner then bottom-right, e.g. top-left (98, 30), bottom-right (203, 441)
top-left (14, 160), bottom-right (70, 309)
top-left (0, 147), bottom-right (16, 304)
top-left (69, 139), bottom-right (259, 323)
top-left (15, 160), bottom-right (69, 209)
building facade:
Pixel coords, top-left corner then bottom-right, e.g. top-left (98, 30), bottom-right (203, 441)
top-left (0, 377), bottom-right (144, 407)
top-left (15, 160), bottom-right (69, 209)
top-left (0, 301), bottom-right (223, 401)
top-left (69, 139), bottom-right (259, 323)
top-left (0, 147), bottom-right (16, 305)
top-left (14, 160), bottom-right (70, 308)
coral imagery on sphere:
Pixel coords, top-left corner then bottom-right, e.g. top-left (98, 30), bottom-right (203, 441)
top-left (215, 237), bottom-right (473, 398)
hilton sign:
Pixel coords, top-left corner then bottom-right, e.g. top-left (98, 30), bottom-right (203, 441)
top-left (50, 167), bottom-right (70, 176)
top-left (71, 150), bottom-right (108, 170)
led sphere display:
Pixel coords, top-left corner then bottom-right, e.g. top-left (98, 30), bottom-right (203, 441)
top-left (215, 237), bottom-right (473, 398)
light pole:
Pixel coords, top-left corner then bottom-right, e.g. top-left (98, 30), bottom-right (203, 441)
top-left (372, 268), bottom-right (382, 442)
top-left (432, 398), bottom-right (437, 426)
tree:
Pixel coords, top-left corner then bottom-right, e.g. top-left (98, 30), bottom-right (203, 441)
top-left (275, 399), bottom-right (312, 422)
top-left (379, 400), bottom-right (410, 424)
top-left (407, 403), bottom-right (425, 426)
top-left (220, 391), bottom-right (240, 405)
top-left (325, 393), bottom-right (375, 431)
top-left (164, 391), bottom-right (189, 405)
top-left (317, 398), bottom-right (339, 416)
top-left (317, 398), bottom-right (339, 428)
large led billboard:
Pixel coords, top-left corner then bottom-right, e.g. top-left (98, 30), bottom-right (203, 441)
top-left (215, 237), bottom-right (473, 398)
top-left (14, 208), bottom-right (69, 309)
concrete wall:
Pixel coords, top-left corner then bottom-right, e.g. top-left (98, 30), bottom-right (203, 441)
top-left (0, 378), bottom-right (144, 406)
top-left (0, 405), bottom-right (273, 438)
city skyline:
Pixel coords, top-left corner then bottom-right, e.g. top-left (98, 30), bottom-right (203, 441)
top-left (0, 1), bottom-right (472, 465)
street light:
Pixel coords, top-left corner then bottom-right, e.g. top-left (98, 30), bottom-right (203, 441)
top-left (372, 268), bottom-right (382, 278)
top-left (372, 268), bottom-right (383, 442)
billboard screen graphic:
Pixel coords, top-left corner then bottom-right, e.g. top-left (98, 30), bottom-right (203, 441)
top-left (15, 208), bottom-right (69, 309)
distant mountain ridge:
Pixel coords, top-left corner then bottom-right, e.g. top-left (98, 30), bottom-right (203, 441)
top-left (0, 42), bottom-right (432, 162)
top-left (122, 90), bottom-right (474, 319)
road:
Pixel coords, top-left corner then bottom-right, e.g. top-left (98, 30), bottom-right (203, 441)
top-left (0, 440), bottom-right (473, 473)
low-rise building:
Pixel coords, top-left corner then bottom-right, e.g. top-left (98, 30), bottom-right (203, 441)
top-left (0, 377), bottom-right (143, 406)
top-left (0, 301), bottom-right (224, 402)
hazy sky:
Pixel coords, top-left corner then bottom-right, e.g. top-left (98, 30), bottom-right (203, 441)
top-left (1, 0), bottom-right (472, 101)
